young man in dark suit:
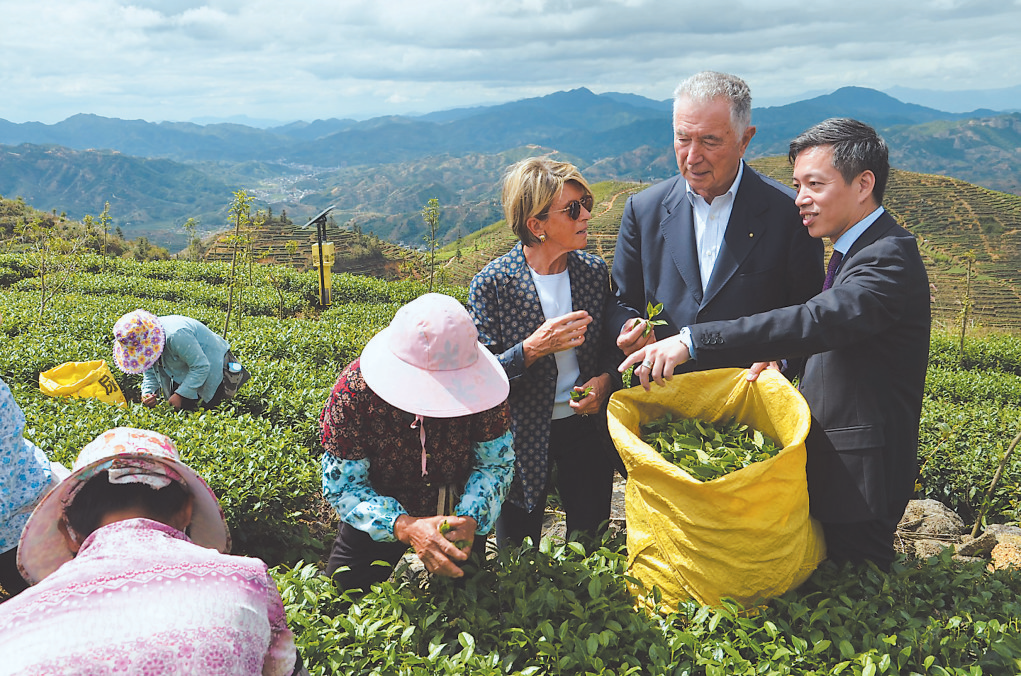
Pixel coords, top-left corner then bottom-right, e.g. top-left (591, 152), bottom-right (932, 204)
top-left (609, 71), bottom-right (824, 374)
top-left (621, 118), bottom-right (931, 569)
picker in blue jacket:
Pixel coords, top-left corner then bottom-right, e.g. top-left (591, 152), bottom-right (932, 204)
top-left (112, 310), bottom-right (249, 411)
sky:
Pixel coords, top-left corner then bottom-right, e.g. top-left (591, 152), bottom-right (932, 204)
top-left (1, 0), bottom-right (1019, 126)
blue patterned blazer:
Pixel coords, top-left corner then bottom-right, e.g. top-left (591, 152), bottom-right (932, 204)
top-left (468, 243), bottom-right (614, 512)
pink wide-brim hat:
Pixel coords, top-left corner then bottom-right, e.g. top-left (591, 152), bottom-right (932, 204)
top-left (112, 309), bottom-right (165, 374)
top-left (18, 427), bottom-right (230, 585)
top-left (359, 293), bottom-right (509, 418)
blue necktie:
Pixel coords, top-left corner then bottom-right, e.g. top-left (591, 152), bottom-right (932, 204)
top-left (822, 250), bottom-right (843, 291)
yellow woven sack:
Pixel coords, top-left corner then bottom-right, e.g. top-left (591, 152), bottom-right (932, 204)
top-left (607, 367), bottom-right (825, 611)
top-left (39, 360), bottom-right (127, 408)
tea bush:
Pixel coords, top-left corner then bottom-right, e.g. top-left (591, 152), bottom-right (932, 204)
top-left (3, 254), bottom-right (1021, 673)
top-left (273, 539), bottom-right (1021, 675)
top-left (930, 331), bottom-right (1021, 376)
top-left (921, 335), bottom-right (1021, 524)
top-left (0, 258), bottom-right (417, 565)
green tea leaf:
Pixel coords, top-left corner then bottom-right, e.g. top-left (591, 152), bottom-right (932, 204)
top-left (639, 415), bottom-right (782, 482)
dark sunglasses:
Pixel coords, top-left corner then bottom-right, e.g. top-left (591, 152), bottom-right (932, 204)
top-left (546, 194), bottom-right (594, 221)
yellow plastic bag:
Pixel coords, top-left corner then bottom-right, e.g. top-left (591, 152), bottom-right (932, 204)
top-left (607, 367), bottom-right (825, 611)
top-left (39, 360), bottom-right (127, 408)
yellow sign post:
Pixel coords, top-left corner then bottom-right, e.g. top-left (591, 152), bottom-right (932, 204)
top-left (311, 241), bottom-right (335, 306)
top-left (302, 205), bottom-right (337, 307)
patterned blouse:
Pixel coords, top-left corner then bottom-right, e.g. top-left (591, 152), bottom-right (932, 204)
top-left (0, 518), bottom-right (298, 676)
top-left (1, 378), bottom-right (59, 553)
top-left (468, 244), bottom-right (615, 512)
top-left (319, 359), bottom-right (514, 542)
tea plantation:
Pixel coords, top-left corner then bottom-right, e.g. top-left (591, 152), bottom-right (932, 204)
top-left (2, 253), bottom-right (1021, 674)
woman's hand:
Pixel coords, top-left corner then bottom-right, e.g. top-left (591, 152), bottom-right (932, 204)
top-left (393, 514), bottom-right (475, 578)
top-left (522, 310), bottom-right (591, 367)
top-left (569, 373), bottom-right (613, 416)
top-left (168, 392), bottom-right (185, 410)
top-left (618, 334), bottom-right (691, 391)
top-left (141, 393), bottom-right (158, 408)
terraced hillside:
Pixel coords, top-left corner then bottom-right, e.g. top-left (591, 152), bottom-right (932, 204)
top-left (436, 180), bottom-right (646, 285)
top-left (198, 160), bottom-right (1021, 333)
top-left (202, 217), bottom-right (421, 280)
top-left (751, 156), bottom-right (1021, 334)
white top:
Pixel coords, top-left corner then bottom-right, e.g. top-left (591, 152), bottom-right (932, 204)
top-left (685, 161), bottom-right (746, 293)
top-left (529, 266), bottom-right (581, 420)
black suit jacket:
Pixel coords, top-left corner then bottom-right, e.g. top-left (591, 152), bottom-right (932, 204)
top-left (689, 211), bottom-right (931, 522)
top-left (608, 163), bottom-right (824, 375)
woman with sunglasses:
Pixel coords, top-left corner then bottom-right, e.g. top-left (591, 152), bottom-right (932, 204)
top-left (467, 157), bottom-right (617, 548)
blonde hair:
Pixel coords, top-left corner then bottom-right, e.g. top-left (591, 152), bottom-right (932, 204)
top-left (501, 157), bottom-right (592, 246)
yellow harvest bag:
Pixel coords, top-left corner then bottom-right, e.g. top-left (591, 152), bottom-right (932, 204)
top-left (607, 367), bottom-right (825, 611)
top-left (39, 360), bottom-right (127, 408)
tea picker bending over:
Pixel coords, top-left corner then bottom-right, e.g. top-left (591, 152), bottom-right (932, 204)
top-left (320, 293), bottom-right (514, 590)
top-left (0, 427), bottom-right (307, 675)
top-left (112, 309), bottom-right (250, 411)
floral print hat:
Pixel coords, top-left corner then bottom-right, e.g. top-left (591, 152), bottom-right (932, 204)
top-left (112, 309), bottom-right (165, 374)
top-left (360, 293), bottom-right (509, 418)
top-left (18, 427), bottom-right (230, 584)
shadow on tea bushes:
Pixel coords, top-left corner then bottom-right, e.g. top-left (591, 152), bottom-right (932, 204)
top-left (171, 412), bottom-right (326, 565)
top-left (275, 533), bottom-right (668, 676)
top-left (274, 540), bottom-right (1021, 676)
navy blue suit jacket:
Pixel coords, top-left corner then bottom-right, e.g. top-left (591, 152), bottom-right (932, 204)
top-left (689, 212), bottom-right (931, 522)
top-left (608, 164), bottom-right (824, 373)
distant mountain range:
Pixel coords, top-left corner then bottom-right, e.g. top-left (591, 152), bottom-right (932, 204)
top-left (884, 84), bottom-right (1021, 115)
top-left (1, 86), bottom-right (1019, 251)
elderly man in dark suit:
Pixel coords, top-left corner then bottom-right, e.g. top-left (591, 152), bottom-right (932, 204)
top-left (609, 71), bottom-right (823, 371)
top-left (622, 118), bottom-right (931, 570)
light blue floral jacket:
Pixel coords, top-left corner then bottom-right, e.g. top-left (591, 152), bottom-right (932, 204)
top-left (1, 379), bottom-right (59, 553)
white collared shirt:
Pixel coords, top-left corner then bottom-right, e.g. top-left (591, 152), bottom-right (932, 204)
top-left (685, 161), bottom-right (745, 293)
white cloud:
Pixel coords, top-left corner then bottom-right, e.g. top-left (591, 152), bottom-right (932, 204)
top-left (0, 0), bottom-right (1018, 123)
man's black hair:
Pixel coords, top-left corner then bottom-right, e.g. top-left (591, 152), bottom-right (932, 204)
top-left (789, 117), bottom-right (890, 204)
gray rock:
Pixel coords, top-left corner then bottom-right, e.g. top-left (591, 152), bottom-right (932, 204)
top-left (914, 539), bottom-right (951, 559)
top-left (900, 499), bottom-right (966, 536)
top-left (951, 555), bottom-right (985, 565)
top-left (955, 531), bottom-right (997, 557)
top-left (985, 523), bottom-right (1021, 540)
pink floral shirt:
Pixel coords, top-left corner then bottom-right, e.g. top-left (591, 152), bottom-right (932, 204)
top-left (0, 519), bottom-right (297, 676)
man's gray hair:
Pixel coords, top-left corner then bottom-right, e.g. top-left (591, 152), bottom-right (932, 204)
top-left (673, 71), bottom-right (752, 134)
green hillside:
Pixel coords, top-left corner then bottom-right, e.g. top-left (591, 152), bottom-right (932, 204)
top-left (2, 254), bottom-right (1021, 673)
top-left (200, 213), bottom-right (423, 280)
top-left (6, 152), bottom-right (1021, 334)
top-left (439, 159), bottom-right (1021, 335)
top-left (0, 144), bottom-right (236, 250)
top-left (751, 156), bottom-right (1021, 334)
